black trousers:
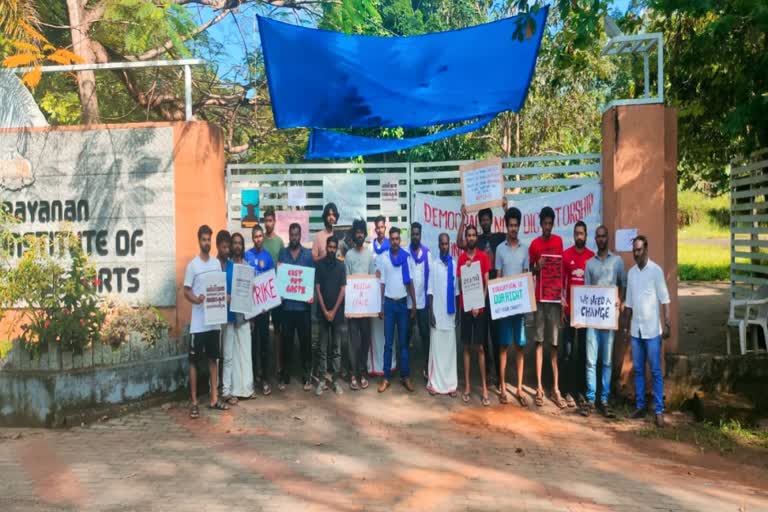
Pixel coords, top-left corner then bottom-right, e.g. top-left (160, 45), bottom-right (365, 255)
top-left (280, 309), bottom-right (312, 384)
top-left (251, 313), bottom-right (272, 383)
top-left (348, 317), bottom-right (372, 378)
top-left (560, 322), bottom-right (587, 398)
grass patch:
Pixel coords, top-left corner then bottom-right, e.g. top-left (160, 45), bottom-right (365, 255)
top-left (637, 419), bottom-right (768, 455)
top-left (0, 339), bottom-right (12, 360)
top-left (678, 222), bottom-right (729, 240)
top-left (678, 191), bottom-right (729, 231)
top-left (678, 243), bottom-right (729, 281)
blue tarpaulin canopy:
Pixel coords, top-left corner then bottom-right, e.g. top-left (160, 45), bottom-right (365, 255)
top-left (257, 8), bottom-right (548, 158)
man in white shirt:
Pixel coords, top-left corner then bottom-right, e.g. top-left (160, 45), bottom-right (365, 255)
top-left (377, 227), bottom-right (417, 393)
top-left (407, 222), bottom-right (431, 381)
top-left (625, 235), bottom-right (671, 428)
top-left (183, 225), bottom-right (229, 419)
top-left (427, 233), bottom-right (459, 396)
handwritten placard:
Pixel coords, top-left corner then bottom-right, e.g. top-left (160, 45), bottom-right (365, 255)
top-left (380, 177), bottom-right (400, 215)
top-left (460, 158), bottom-right (504, 212)
top-left (288, 186), bottom-right (307, 207)
top-left (460, 261), bottom-right (485, 312)
top-left (276, 263), bottom-right (315, 302)
top-left (538, 254), bottom-right (563, 303)
top-left (230, 263), bottom-right (256, 315)
top-left (570, 285), bottom-right (619, 330)
top-left (275, 210), bottom-right (310, 245)
top-left (488, 273), bottom-right (537, 320)
top-left (248, 269), bottom-right (281, 317)
top-left (345, 274), bottom-right (382, 318)
top-left (203, 271), bottom-right (228, 325)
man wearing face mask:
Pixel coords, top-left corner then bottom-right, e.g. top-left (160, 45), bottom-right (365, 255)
top-left (278, 223), bottom-right (314, 392)
top-left (407, 222), bottom-right (431, 382)
top-left (345, 219), bottom-right (375, 391)
top-left (314, 236), bottom-right (347, 396)
top-left (560, 221), bottom-right (594, 409)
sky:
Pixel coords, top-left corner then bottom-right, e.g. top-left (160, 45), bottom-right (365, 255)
top-left (194, 0), bottom-right (633, 83)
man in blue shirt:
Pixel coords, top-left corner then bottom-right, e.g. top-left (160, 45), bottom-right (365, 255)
top-left (245, 225), bottom-right (275, 396)
top-left (277, 223), bottom-right (315, 391)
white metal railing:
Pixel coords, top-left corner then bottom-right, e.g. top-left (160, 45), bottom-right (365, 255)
top-left (226, 154), bottom-right (601, 235)
top-left (730, 148), bottom-right (768, 298)
top-left (10, 59), bottom-right (205, 121)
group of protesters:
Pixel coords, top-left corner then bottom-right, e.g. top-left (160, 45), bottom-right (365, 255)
top-left (183, 202), bottom-right (671, 427)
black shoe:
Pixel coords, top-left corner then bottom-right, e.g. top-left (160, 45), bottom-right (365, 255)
top-left (597, 401), bottom-right (616, 419)
top-left (655, 414), bottom-right (665, 428)
top-left (579, 402), bottom-right (594, 417)
top-left (630, 408), bottom-right (646, 420)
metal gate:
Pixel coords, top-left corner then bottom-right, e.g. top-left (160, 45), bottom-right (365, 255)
top-left (226, 154), bottom-right (601, 234)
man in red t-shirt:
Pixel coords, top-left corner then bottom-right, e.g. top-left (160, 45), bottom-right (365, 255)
top-left (561, 221), bottom-right (595, 408)
top-left (529, 206), bottom-right (565, 409)
top-left (458, 225), bottom-right (491, 407)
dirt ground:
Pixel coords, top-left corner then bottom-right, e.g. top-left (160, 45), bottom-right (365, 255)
top-left (678, 281), bottom-right (731, 355)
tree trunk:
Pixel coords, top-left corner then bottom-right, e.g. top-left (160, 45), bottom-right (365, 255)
top-left (66, 0), bottom-right (100, 124)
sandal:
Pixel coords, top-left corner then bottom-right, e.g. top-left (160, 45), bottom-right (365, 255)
top-left (449, 391), bottom-right (457, 398)
top-left (262, 382), bottom-right (272, 396)
top-left (515, 393), bottom-right (530, 408)
top-left (350, 377), bottom-right (360, 391)
top-left (499, 392), bottom-right (510, 404)
top-left (552, 394), bottom-right (567, 409)
top-left (535, 390), bottom-right (544, 407)
top-left (482, 395), bottom-right (491, 407)
top-left (225, 396), bottom-right (238, 406)
top-left (360, 376), bottom-right (369, 389)
top-left (208, 400), bottom-right (230, 411)
top-left (189, 404), bottom-right (199, 419)
top-left (565, 393), bottom-right (576, 408)
top-left (277, 382), bottom-right (287, 391)
top-left (462, 392), bottom-right (471, 403)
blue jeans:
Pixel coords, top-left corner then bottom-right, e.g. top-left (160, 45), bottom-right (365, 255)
top-left (383, 297), bottom-right (410, 379)
top-left (631, 335), bottom-right (664, 414)
top-left (586, 328), bottom-right (614, 404)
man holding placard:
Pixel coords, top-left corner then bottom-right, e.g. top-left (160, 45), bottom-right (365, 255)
top-left (345, 219), bottom-right (376, 391)
top-left (223, 233), bottom-right (255, 402)
top-left (529, 206), bottom-right (566, 409)
top-left (560, 221), bottom-right (594, 409)
top-left (427, 233), bottom-right (460, 396)
top-left (581, 225), bottom-right (625, 418)
top-left (183, 225), bottom-right (228, 419)
top-left (277, 223), bottom-right (314, 392)
top-left (314, 236), bottom-right (347, 396)
top-left (262, 207), bottom-right (285, 388)
top-left (245, 225), bottom-right (276, 396)
top-left (494, 207), bottom-right (530, 406)
top-left (458, 225), bottom-right (491, 406)
top-left (369, 215), bottom-right (395, 377)
top-left (407, 222), bottom-right (432, 382)
top-left (377, 227), bottom-right (417, 393)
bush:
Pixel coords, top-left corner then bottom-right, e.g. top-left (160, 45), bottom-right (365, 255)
top-left (678, 191), bottom-right (729, 229)
top-left (0, 223), bottom-right (105, 355)
top-left (101, 300), bottom-right (170, 349)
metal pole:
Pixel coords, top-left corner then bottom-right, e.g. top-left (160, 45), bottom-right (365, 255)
top-left (657, 35), bottom-right (664, 102)
top-left (184, 65), bottom-right (192, 121)
top-left (643, 53), bottom-right (650, 98)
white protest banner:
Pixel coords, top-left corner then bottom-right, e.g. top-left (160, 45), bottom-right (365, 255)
top-left (250, 269), bottom-right (281, 317)
top-left (230, 264), bottom-right (255, 315)
top-left (288, 186), bottom-right (307, 207)
top-left (460, 261), bottom-right (485, 312)
top-left (323, 174), bottom-right (366, 225)
top-left (414, 183), bottom-right (602, 257)
top-left (345, 274), bottom-right (382, 318)
top-left (276, 263), bottom-right (315, 302)
top-left (488, 273), bottom-right (536, 320)
top-left (570, 285), bottom-right (619, 330)
top-left (203, 271), bottom-right (227, 325)
top-left (460, 158), bottom-right (504, 212)
top-left (380, 177), bottom-right (400, 215)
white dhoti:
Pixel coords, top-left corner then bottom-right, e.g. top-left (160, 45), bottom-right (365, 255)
top-left (222, 321), bottom-right (255, 398)
top-left (367, 317), bottom-right (397, 376)
top-left (427, 327), bottom-right (457, 395)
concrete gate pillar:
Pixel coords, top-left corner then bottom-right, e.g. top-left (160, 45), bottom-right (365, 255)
top-left (601, 104), bottom-right (678, 395)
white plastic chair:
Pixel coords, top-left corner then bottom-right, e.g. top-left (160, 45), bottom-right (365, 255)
top-left (727, 285), bottom-right (768, 354)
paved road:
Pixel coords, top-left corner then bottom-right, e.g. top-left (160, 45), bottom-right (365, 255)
top-left (1, 383), bottom-right (766, 512)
